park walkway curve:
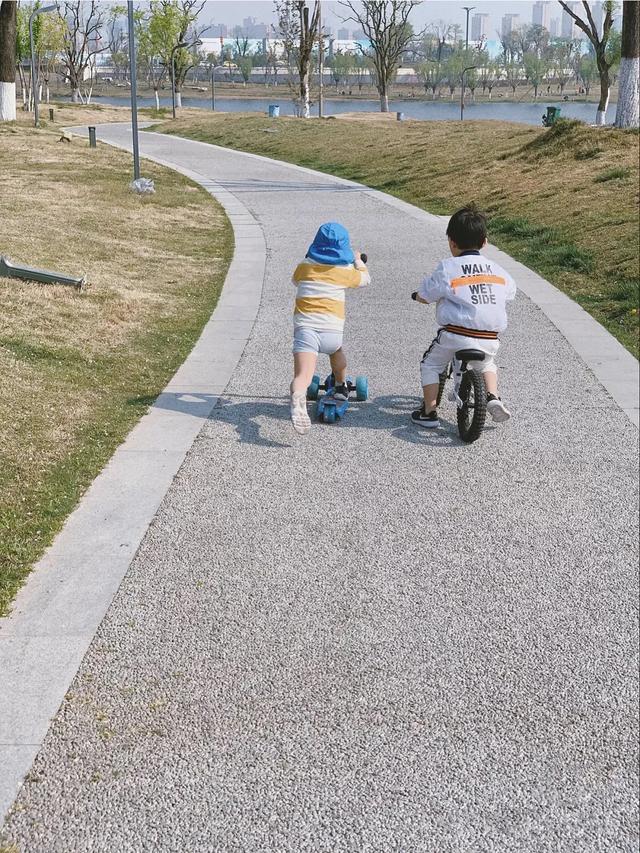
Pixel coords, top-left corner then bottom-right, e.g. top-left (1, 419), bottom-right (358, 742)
top-left (1, 124), bottom-right (638, 852)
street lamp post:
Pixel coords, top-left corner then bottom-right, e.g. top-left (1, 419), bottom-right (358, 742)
top-left (318, 1), bottom-right (324, 118)
top-left (460, 5), bottom-right (475, 121)
top-left (210, 64), bottom-right (226, 111)
top-left (29, 3), bottom-right (57, 127)
top-left (462, 6), bottom-right (475, 51)
top-left (127, 1), bottom-right (140, 181)
top-left (460, 65), bottom-right (476, 121)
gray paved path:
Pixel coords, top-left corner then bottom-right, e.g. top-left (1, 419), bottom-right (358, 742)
top-left (2, 128), bottom-right (638, 852)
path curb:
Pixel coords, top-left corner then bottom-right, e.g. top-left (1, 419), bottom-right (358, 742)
top-left (0, 146), bottom-right (267, 822)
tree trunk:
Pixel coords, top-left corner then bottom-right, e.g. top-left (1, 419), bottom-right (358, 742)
top-left (18, 65), bottom-right (27, 106)
top-left (154, 88), bottom-right (160, 110)
top-left (0, 0), bottom-right (17, 121)
top-left (596, 68), bottom-right (610, 125)
top-left (615, 1), bottom-right (640, 128)
top-left (176, 91), bottom-right (182, 108)
top-left (300, 69), bottom-right (310, 117)
top-left (379, 88), bottom-right (389, 112)
top-left (72, 87), bottom-right (81, 103)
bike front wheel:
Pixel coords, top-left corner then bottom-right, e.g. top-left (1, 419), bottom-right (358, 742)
top-left (457, 369), bottom-right (487, 443)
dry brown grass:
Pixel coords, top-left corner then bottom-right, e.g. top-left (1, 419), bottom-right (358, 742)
top-left (0, 120), bottom-right (233, 612)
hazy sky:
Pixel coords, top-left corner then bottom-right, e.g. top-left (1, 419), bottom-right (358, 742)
top-left (201, 2), bottom-right (557, 33)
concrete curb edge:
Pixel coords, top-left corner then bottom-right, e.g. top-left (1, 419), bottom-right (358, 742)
top-left (0, 146), bottom-right (267, 822)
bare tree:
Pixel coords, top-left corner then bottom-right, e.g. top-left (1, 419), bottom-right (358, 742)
top-left (416, 59), bottom-right (444, 98)
top-left (107, 5), bottom-right (129, 82)
top-left (614, 0), bottom-right (639, 127)
top-left (497, 29), bottom-right (520, 64)
top-left (340, 1), bottom-right (420, 112)
top-left (0, 0), bottom-right (17, 121)
top-left (170, 0), bottom-right (207, 107)
top-left (558, 0), bottom-right (617, 125)
top-left (38, 13), bottom-right (66, 104)
top-left (276, 1), bottom-right (320, 118)
top-left (427, 20), bottom-right (455, 62)
top-left (58, 2), bottom-right (106, 103)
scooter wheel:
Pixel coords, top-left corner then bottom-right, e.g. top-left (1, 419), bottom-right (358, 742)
top-left (355, 376), bottom-right (368, 401)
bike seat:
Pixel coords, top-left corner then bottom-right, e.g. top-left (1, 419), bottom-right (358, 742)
top-left (455, 348), bottom-right (486, 362)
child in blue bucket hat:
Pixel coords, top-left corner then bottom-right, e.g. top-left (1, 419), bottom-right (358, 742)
top-left (290, 222), bottom-right (370, 434)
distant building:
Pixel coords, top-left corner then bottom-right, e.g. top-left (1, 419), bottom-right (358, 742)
top-left (352, 29), bottom-right (367, 42)
top-left (550, 17), bottom-right (560, 37)
top-left (501, 13), bottom-right (520, 37)
top-left (242, 16), bottom-right (268, 38)
top-left (561, 2), bottom-right (580, 38)
top-left (471, 13), bottom-right (490, 41)
top-left (592, 1), bottom-right (604, 36)
top-left (337, 27), bottom-right (350, 40)
top-left (210, 23), bottom-right (228, 38)
top-left (532, 2), bottom-right (551, 30)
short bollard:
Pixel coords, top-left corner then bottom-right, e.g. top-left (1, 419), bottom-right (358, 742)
top-left (396, 111), bottom-right (404, 121)
top-left (49, 108), bottom-right (54, 122)
top-left (88, 126), bottom-right (96, 148)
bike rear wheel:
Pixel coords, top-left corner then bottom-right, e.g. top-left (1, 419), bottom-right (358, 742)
top-left (457, 369), bottom-right (487, 443)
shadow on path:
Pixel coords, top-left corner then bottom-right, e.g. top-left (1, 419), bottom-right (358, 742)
top-left (129, 391), bottom-right (493, 449)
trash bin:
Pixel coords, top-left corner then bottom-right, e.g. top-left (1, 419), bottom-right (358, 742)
top-left (542, 106), bottom-right (561, 127)
top-left (268, 104), bottom-right (280, 118)
top-left (396, 111), bottom-right (404, 121)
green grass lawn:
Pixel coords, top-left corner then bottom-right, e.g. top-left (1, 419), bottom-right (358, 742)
top-left (155, 113), bottom-right (639, 357)
top-left (0, 120), bottom-right (233, 614)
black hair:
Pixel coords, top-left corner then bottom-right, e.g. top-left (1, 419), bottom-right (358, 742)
top-left (446, 205), bottom-right (487, 250)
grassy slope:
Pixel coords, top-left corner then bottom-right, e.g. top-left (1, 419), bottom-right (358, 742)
top-left (0, 121), bottom-right (233, 614)
top-left (156, 113), bottom-right (639, 357)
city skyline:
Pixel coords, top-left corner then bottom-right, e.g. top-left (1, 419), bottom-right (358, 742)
top-left (201, 2), bottom-right (612, 40)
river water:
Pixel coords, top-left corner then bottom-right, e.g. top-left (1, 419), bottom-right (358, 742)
top-left (67, 93), bottom-right (613, 126)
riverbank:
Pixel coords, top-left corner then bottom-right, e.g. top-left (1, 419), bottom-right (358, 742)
top-left (46, 79), bottom-right (616, 105)
top-left (0, 117), bottom-right (233, 613)
top-left (155, 113), bottom-right (638, 356)
top-left (43, 93), bottom-right (615, 126)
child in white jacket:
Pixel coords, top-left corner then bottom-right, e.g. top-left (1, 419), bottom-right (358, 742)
top-left (411, 206), bottom-right (516, 429)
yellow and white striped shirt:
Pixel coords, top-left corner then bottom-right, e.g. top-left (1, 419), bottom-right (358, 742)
top-left (292, 259), bottom-right (370, 332)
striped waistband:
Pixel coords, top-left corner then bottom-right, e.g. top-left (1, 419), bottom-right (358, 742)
top-left (443, 324), bottom-right (499, 340)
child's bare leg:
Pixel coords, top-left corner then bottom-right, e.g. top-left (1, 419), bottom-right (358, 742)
top-left (484, 370), bottom-right (498, 397)
top-left (483, 368), bottom-right (511, 422)
top-left (329, 347), bottom-right (347, 384)
top-left (422, 383), bottom-right (439, 412)
top-left (291, 352), bottom-right (317, 395)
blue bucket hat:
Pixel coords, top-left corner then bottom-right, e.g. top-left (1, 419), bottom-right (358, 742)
top-left (307, 222), bottom-right (355, 266)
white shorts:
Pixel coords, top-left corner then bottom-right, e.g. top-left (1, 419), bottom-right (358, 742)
top-left (293, 327), bottom-right (343, 355)
top-left (420, 329), bottom-right (499, 386)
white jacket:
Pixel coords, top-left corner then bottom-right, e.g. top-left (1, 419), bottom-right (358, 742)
top-left (418, 251), bottom-right (516, 333)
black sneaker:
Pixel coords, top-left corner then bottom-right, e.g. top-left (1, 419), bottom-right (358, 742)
top-left (333, 383), bottom-right (349, 401)
top-left (486, 393), bottom-right (511, 423)
top-left (411, 405), bottom-right (440, 429)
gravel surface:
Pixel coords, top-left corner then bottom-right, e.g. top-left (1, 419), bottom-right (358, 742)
top-left (2, 129), bottom-right (638, 852)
